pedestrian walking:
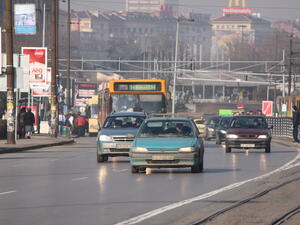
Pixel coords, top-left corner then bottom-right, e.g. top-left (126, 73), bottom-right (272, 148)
top-left (292, 105), bottom-right (300, 142)
top-left (58, 112), bottom-right (66, 135)
top-left (24, 108), bottom-right (35, 139)
top-left (75, 113), bottom-right (86, 137)
top-left (18, 107), bottom-right (26, 139)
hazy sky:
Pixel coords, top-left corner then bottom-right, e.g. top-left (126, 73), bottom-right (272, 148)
top-left (69, 0), bottom-right (300, 21)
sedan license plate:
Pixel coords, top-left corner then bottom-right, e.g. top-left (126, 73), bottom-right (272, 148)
top-left (104, 143), bottom-right (116, 148)
top-left (241, 144), bottom-right (255, 148)
top-left (152, 155), bottom-right (174, 160)
top-left (117, 143), bottom-right (131, 149)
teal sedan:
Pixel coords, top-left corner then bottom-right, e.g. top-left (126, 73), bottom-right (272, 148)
top-left (129, 117), bottom-right (204, 173)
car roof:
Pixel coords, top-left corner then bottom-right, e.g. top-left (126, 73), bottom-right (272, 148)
top-left (145, 117), bottom-right (191, 122)
top-left (233, 115), bottom-right (266, 118)
top-left (108, 111), bottom-right (147, 117)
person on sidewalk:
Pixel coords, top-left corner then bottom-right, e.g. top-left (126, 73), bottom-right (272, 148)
top-left (75, 113), bottom-right (86, 137)
top-left (58, 112), bottom-right (66, 135)
top-left (17, 107), bottom-right (26, 139)
top-left (292, 105), bottom-right (300, 142)
top-left (24, 108), bottom-right (35, 139)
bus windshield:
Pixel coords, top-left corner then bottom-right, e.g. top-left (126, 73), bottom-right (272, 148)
top-left (111, 94), bottom-right (164, 113)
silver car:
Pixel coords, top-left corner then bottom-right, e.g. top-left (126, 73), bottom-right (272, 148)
top-left (97, 112), bottom-right (146, 162)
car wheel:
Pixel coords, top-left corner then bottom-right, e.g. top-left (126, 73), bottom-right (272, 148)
top-left (265, 143), bottom-right (271, 153)
top-left (131, 166), bottom-right (139, 173)
top-left (97, 154), bottom-right (106, 163)
top-left (216, 135), bottom-right (221, 145)
top-left (225, 144), bottom-right (232, 153)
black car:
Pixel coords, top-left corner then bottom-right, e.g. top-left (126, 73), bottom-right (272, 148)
top-left (204, 116), bottom-right (221, 140)
top-left (225, 116), bottom-right (272, 153)
top-left (215, 116), bottom-right (233, 145)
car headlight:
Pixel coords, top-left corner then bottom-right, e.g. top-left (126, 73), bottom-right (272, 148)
top-left (179, 147), bottom-right (195, 152)
top-left (226, 134), bottom-right (238, 139)
top-left (258, 135), bottom-right (268, 139)
top-left (208, 128), bottom-right (214, 132)
top-left (220, 130), bottom-right (227, 134)
top-left (99, 135), bottom-right (113, 142)
top-left (131, 147), bottom-right (148, 152)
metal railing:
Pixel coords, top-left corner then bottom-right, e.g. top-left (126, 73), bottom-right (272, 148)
top-left (266, 117), bottom-right (293, 138)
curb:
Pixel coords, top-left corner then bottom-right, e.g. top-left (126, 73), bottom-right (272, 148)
top-left (0, 139), bottom-right (75, 154)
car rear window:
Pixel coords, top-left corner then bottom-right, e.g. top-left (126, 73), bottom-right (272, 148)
top-left (103, 116), bottom-right (145, 128)
top-left (230, 117), bottom-right (268, 129)
top-left (138, 120), bottom-right (195, 138)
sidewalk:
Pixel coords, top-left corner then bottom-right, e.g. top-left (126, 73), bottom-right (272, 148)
top-left (0, 134), bottom-right (75, 154)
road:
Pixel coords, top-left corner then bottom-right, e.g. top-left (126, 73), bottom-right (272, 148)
top-left (0, 137), bottom-right (298, 225)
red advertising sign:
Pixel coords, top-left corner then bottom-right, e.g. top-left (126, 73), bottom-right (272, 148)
top-left (31, 68), bottom-right (51, 97)
top-left (262, 101), bottom-right (273, 116)
top-left (222, 8), bottom-right (252, 15)
top-left (22, 47), bottom-right (47, 92)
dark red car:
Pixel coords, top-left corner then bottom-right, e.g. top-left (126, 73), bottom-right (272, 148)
top-left (225, 116), bottom-right (272, 153)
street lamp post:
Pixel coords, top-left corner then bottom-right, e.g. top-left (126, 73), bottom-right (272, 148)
top-left (171, 20), bottom-right (180, 116)
top-left (171, 18), bottom-right (194, 116)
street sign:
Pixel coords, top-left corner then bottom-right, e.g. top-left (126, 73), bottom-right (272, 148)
top-left (262, 101), bottom-right (273, 116)
top-left (237, 104), bottom-right (244, 110)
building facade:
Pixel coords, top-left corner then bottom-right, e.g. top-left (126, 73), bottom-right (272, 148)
top-left (126, 0), bottom-right (178, 14)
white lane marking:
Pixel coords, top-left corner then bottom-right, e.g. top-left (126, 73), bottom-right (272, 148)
top-left (0, 190), bottom-right (16, 196)
top-left (49, 159), bottom-right (60, 162)
top-left (115, 149), bottom-right (300, 225)
top-left (12, 164), bottom-right (24, 167)
top-left (72, 177), bottom-right (88, 181)
top-left (114, 169), bottom-right (129, 173)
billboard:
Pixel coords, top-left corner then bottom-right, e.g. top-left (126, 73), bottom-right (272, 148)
top-left (15, 4), bottom-right (36, 35)
top-left (22, 47), bottom-right (47, 92)
top-left (262, 101), bottom-right (273, 117)
top-left (74, 82), bottom-right (98, 106)
top-left (222, 8), bottom-right (252, 15)
top-left (31, 68), bottom-right (51, 97)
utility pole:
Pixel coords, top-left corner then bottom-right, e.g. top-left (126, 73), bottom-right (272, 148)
top-left (50, 0), bottom-right (58, 137)
top-left (66, 0), bottom-right (71, 108)
top-left (5, 0), bottom-right (15, 144)
top-left (288, 35), bottom-right (293, 96)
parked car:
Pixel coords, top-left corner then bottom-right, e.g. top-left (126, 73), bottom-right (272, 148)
top-left (215, 116), bottom-right (233, 145)
top-left (96, 112), bottom-right (146, 162)
top-left (204, 116), bottom-right (221, 140)
top-left (194, 118), bottom-right (206, 135)
top-left (129, 117), bottom-right (204, 173)
top-left (225, 116), bottom-right (272, 153)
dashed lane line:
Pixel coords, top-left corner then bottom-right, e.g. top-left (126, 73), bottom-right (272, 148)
top-left (72, 177), bottom-right (89, 181)
top-left (0, 190), bottom-right (17, 196)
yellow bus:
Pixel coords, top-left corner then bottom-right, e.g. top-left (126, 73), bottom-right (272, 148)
top-left (86, 95), bottom-right (100, 136)
top-left (98, 79), bottom-right (168, 126)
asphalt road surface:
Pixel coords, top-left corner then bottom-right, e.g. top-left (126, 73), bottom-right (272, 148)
top-left (0, 137), bottom-right (298, 225)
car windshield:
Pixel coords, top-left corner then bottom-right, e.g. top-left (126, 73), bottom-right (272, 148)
top-left (220, 117), bottom-right (232, 128)
top-left (103, 116), bottom-right (145, 128)
top-left (230, 117), bottom-right (268, 129)
top-left (111, 94), bottom-right (164, 113)
top-left (195, 120), bottom-right (205, 125)
top-left (138, 120), bottom-right (195, 138)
